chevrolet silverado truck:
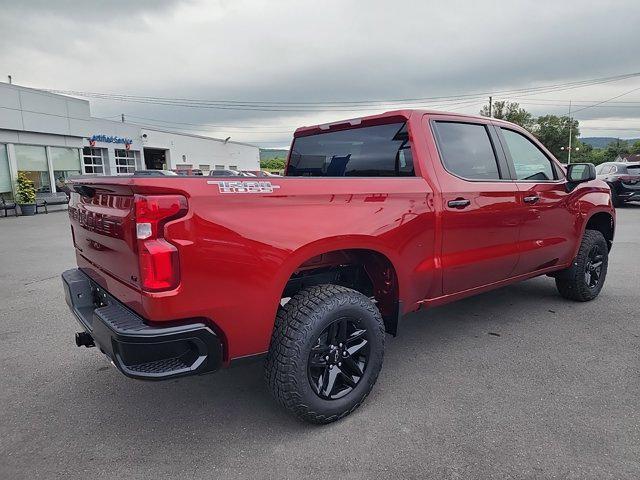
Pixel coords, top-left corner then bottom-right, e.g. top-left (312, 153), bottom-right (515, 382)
top-left (62, 110), bottom-right (614, 424)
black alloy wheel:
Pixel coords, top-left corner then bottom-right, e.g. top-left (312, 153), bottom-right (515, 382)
top-left (307, 317), bottom-right (370, 400)
top-left (584, 244), bottom-right (604, 288)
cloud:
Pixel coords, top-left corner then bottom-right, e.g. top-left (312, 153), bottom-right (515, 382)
top-left (1, 0), bottom-right (640, 144)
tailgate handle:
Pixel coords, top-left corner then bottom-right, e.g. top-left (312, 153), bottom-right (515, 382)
top-left (74, 185), bottom-right (96, 198)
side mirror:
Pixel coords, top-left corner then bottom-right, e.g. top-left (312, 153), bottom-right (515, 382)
top-left (566, 163), bottom-right (596, 190)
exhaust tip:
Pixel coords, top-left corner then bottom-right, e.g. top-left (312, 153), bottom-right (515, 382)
top-left (75, 332), bottom-right (95, 348)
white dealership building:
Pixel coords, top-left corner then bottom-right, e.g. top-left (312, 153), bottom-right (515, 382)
top-left (0, 82), bottom-right (260, 198)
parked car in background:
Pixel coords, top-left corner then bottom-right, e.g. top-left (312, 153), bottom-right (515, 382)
top-left (596, 162), bottom-right (640, 206)
top-left (208, 169), bottom-right (255, 177)
top-left (244, 170), bottom-right (280, 177)
top-left (173, 168), bottom-right (203, 176)
top-left (133, 170), bottom-right (178, 176)
top-left (62, 109), bottom-right (614, 424)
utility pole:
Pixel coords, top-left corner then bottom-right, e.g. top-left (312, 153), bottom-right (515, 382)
top-left (488, 96), bottom-right (492, 117)
top-left (121, 113), bottom-right (125, 123)
top-left (567, 100), bottom-right (573, 164)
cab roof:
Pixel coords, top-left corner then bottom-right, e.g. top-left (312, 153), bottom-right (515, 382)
top-left (293, 109), bottom-right (505, 137)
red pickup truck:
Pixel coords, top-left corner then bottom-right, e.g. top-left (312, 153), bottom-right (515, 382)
top-left (62, 110), bottom-right (614, 423)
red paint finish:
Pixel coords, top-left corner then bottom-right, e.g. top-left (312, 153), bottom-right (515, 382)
top-left (66, 110), bottom-right (614, 363)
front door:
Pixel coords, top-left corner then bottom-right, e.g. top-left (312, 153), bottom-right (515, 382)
top-left (430, 118), bottom-right (521, 295)
top-left (495, 126), bottom-right (576, 275)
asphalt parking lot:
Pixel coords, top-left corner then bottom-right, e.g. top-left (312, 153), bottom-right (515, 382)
top-left (1, 207), bottom-right (639, 480)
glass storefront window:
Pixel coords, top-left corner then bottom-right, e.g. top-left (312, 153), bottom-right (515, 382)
top-left (82, 147), bottom-right (105, 174)
top-left (15, 145), bottom-right (51, 193)
top-left (0, 144), bottom-right (11, 197)
top-left (51, 147), bottom-right (82, 195)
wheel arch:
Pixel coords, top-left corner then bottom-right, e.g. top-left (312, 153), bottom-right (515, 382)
top-left (274, 237), bottom-right (403, 335)
top-left (584, 210), bottom-right (615, 251)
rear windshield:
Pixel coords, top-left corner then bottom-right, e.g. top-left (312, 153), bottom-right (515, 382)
top-left (286, 122), bottom-right (414, 177)
top-left (626, 165), bottom-right (640, 175)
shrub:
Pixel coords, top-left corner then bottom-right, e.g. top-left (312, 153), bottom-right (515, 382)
top-left (16, 172), bottom-right (36, 204)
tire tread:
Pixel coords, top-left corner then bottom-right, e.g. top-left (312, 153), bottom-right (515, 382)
top-left (265, 284), bottom-right (385, 424)
top-left (555, 229), bottom-right (608, 302)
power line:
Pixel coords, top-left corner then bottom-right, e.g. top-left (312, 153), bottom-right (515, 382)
top-left (582, 126), bottom-right (640, 131)
top-left (570, 86), bottom-right (640, 115)
top-left (495, 100), bottom-right (640, 108)
top-left (125, 115), bottom-right (299, 130)
top-left (43, 72), bottom-right (640, 112)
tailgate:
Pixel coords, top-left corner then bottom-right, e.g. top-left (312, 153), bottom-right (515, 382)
top-left (620, 175), bottom-right (640, 189)
top-left (68, 184), bottom-right (140, 288)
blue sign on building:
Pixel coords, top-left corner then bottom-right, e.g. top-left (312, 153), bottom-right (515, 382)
top-left (90, 134), bottom-right (133, 145)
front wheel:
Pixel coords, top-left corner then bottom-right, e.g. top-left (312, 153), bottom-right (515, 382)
top-left (555, 229), bottom-right (609, 301)
top-left (265, 284), bottom-right (385, 424)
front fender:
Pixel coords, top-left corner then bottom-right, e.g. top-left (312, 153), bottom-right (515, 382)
top-left (570, 184), bottom-right (615, 259)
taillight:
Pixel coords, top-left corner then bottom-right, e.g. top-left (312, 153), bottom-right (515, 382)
top-left (134, 195), bottom-right (188, 292)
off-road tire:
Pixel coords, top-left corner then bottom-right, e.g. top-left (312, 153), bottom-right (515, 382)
top-left (265, 284), bottom-right (385, 424)
top-left (555, 229), bottom-right (609, 301)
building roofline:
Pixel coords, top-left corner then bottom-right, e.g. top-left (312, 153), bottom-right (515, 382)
top-left (1, 84), bottom-right (258, 148)
top-left (0, 81), bottom-right (90, 105)
top-left (138, 125), bottom-right (259, 148)
top-left (88, 117), bottom-right (258, 148)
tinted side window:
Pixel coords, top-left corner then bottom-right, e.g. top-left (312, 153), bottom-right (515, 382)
top-left (287, 122), bottom-right (414, 177)
top-left (433, 122), bottom-right (501, 180)
top-left (501, 129), bottom-right (555, 181)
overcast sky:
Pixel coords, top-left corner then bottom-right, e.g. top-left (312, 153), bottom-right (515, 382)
top-left (1, 0), bottom-right (640, 147)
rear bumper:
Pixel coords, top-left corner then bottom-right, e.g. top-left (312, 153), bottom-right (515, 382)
top-left (62, 268), bottom-right (223, 380)
top-left (611, 182), bottom-right (640, 200)
top-left (618, 191), bottom-right (640, 201)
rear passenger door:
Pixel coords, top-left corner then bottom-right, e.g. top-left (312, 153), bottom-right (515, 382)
top-left (495, 126), bottom-right (575, 275)
top-left (429, 117), bottom-right (521, 295)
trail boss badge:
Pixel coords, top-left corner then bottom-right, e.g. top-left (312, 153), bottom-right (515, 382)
top-left (208, 180), bottom-right (281, 194)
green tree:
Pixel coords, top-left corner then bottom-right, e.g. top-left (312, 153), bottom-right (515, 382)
top-left (588, 148), bottom-right (608, 165)
top-left (571, 141), bottom-right (592, 163)
top-left (533, 115), bottom-right (580, 163)
top-left (628, 140), bottom-right (640, 154)
top-left (603, 139), bottom-right (629, 162)
top-left (480, 101), bottom-right (534, 130)
top-left (260, 157), bottom-right (286, 170)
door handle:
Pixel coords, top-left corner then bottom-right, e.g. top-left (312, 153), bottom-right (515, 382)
top-left (523, 195), bottom-right (540, 204)
top-left (447, 198), bottom-right (471, 209)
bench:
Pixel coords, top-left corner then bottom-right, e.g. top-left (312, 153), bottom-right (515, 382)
top-left (1, 195), bottom-right (17, 217)
top-left (35, 193), bottom-right (70, 214)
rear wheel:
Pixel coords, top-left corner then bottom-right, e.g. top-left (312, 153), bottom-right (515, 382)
top-left (555, 229), bottom-right (608, 301)
top-left (265, 284), bottom-right (385, 424)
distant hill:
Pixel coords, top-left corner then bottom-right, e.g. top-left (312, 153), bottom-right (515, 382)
top-left (581, 137), bottom-right (640, 149)
top-left (260, 148), bottom-right (288, 160)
